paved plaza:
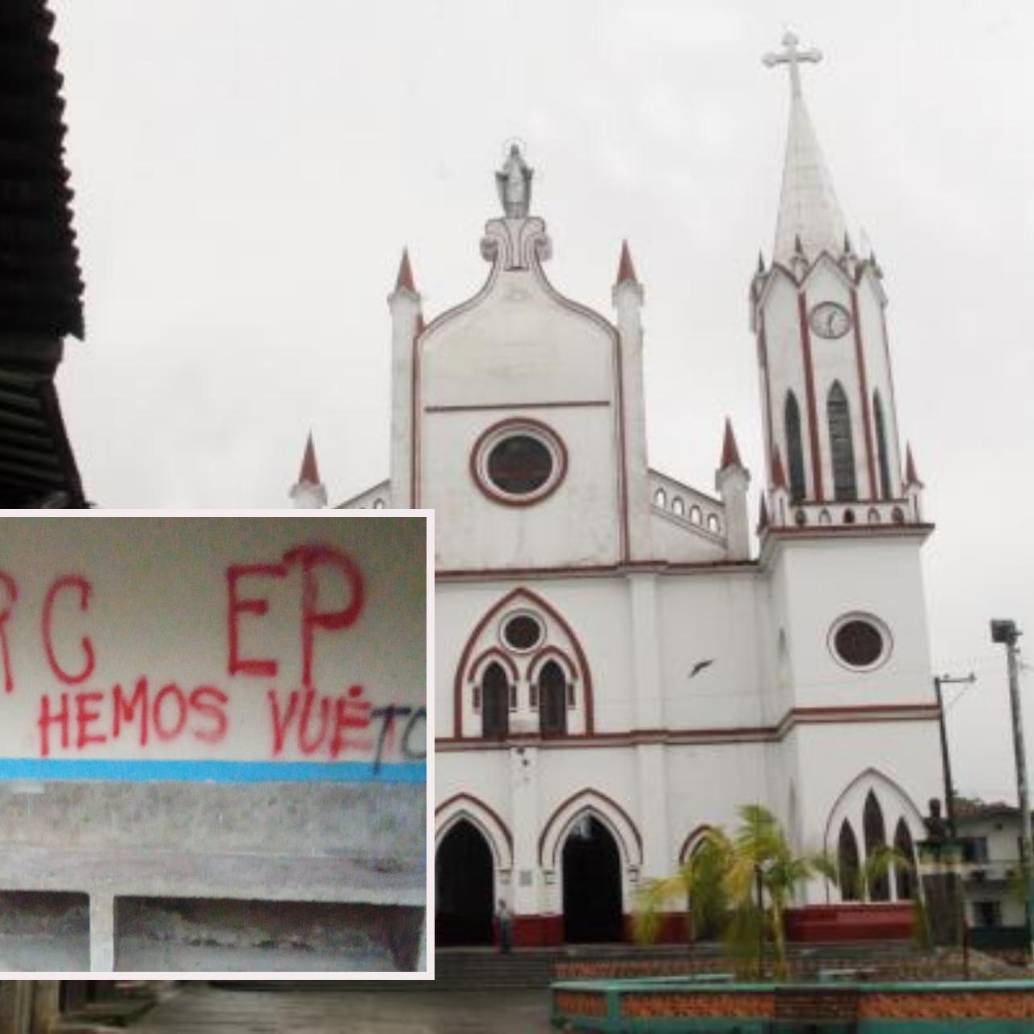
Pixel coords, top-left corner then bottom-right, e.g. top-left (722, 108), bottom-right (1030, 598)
top-left (128, 983), bottom-right (556, 1033)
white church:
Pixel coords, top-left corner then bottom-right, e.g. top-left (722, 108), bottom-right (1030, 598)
top-left (294, 33), bottom-right (944, 946)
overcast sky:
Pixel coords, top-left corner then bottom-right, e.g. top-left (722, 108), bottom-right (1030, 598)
top-left (48, 0), bottom-right (1034, 804)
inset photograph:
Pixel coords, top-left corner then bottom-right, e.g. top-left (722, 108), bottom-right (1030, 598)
top-left (0, 513), bottom-right (429, 974)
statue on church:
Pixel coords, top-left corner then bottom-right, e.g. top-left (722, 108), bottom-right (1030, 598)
top-left (496, 144), bottom-right (533, 219)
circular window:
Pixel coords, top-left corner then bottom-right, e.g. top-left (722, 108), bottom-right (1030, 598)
top-left (502, 613), bottom-right (542, 652)
top-left (472, 418), bottom-right (567, 505)
top-left (829, 614), bottom-right (891, 671)
top-left (487, 435), bottom-right (552, 494)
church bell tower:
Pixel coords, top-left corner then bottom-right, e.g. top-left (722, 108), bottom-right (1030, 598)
top-left (749, 34), bottom-right (941, 885)
top-left (750, 33), bottom-right (923, 532)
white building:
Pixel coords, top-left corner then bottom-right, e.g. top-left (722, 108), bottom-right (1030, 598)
top-left (956, 801), bottom-right (1030, 949)
top-left (307, 33), bottom-right (945, 946)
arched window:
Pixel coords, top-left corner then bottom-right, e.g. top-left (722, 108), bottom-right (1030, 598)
top-left (827, 382), bottom-right (857, 501)
top-left (863, 791), bottom-right (890, 901)
top-left (672, 496), bottom-right (685, 517)
top-left (481, 662), bottom-right (509, 740)
top-left (538, 660), bottom-right (567, 737)
top-left (653, 487), bottom-right (666, 508)
top-left (688, 505), bottom-right (702, 525)
top-left (873, 391), bottom-right (892, 500)
top-left (838, 820), bottom-right (861, 902)
top-left (893, 819), bottom-right (916, 900)
top-left (784, 391), bottom-right (807, 502)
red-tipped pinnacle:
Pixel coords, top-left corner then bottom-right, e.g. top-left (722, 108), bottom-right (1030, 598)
top-left (720, 418), bottom-right (743, 470)
top-left (905, 444), bottom-right (922, 486)
top-left (299, 432), bottom-right (320, 485)
top-left (395, 248), bottom-right (416, 292)
top-left (616, 239), bottom-right (639, 285)
top-left (771, 446), bottom-right (788, 489)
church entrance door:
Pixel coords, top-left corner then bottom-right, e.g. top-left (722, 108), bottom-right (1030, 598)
top-left (562, 816), bottom-right (623, 943)
top-left (435, 820), bottom-right (494, 946)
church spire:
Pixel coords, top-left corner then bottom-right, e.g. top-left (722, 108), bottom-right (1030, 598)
top-left (763, 31), bottom-right (847, 266)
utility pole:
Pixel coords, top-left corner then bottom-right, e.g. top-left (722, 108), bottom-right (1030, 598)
top-left (933, 672), bottom-right (976, 838)
top-left (990, 619), bottom-right (1034, 959)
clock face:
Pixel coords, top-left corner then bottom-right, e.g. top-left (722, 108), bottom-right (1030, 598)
top-left (809, 301), bottom-right (852, 339)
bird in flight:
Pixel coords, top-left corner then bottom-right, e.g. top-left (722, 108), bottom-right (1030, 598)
top-left (688, 659), bottom-right (715, 679)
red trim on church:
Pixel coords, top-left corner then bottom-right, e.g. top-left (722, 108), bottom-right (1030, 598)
top-left (784, 903), bottom-right (913, 943)
top-left (797, 291), bottom-right (824, 501)
top-left (850, 288), bottom-right (878, 500)
top-left (467, 646), bottom-right (520, 683)
top-left (468, 416), bottom-right (569, 507)
top-left (757, 312), bottom-right (778, 487)
top-left (538, 787), bottom-right (643, 868)
top-left (435, 791), bottom-right (514, 856)
top-left (507, 912), bottom-right (690, 946)
top-left (437, 702), bottom-right (940, 751)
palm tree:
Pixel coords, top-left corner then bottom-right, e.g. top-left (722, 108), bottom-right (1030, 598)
top-left (633, 830), bottom-right (730, 947)
top-left (635, 804), bottom-right (830, 978)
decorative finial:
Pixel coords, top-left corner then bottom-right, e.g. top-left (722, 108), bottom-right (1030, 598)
top-left (496, 143), bottom-right (533, 219)
top-left (762, 30), bottom-right (822, 100)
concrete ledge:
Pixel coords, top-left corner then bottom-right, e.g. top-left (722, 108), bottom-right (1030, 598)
top-left (0, 844), bottom-right (424, 906)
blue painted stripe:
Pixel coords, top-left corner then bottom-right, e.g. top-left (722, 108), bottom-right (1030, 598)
top-left (0, 758), bottom-right (426, 784)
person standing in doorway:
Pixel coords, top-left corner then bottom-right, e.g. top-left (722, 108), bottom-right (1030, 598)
top-left (496, 898), bottom-right (512, 954)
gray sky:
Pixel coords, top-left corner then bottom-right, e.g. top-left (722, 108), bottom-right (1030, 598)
top-left (49, 0), bottom-right (1034, 803)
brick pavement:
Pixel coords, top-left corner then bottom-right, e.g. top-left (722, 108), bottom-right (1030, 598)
top-left (128, 982), bottom-right (555, 1033)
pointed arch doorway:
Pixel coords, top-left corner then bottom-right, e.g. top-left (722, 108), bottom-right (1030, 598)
top-left (435, 820), bottom-right (494, 946)
top-left (562, 816), bottom-right (623, 943)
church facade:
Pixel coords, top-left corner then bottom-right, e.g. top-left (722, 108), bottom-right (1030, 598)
top-left (313, 34), bottom-right (944, 946)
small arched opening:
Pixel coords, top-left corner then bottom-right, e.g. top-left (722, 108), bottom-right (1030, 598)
top-left (863, 791), bottom-right (891, 902)
top-left (838, 820), bottom-right (861, 902)
top-left (893, 818), bottom-right (917, 900)
top-left (538, 659), bottom-right (567, 737)
top-left (481, 662), bottom-right (509, 739)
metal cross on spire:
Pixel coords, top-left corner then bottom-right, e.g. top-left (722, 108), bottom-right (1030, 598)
top-left (762, 31), bottom-right (821, 99)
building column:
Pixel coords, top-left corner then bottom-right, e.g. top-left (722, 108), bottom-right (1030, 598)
top-left (0, 982), bottom-right (34, 1034)
top-left (89, 893), bottom-right (115, 972)
top-left (509, 744), bottom-right (551, 943)
top-left (629, 575), bottom-right (671, 882)
top-left (30, 982), bottom-right (60, 1034)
